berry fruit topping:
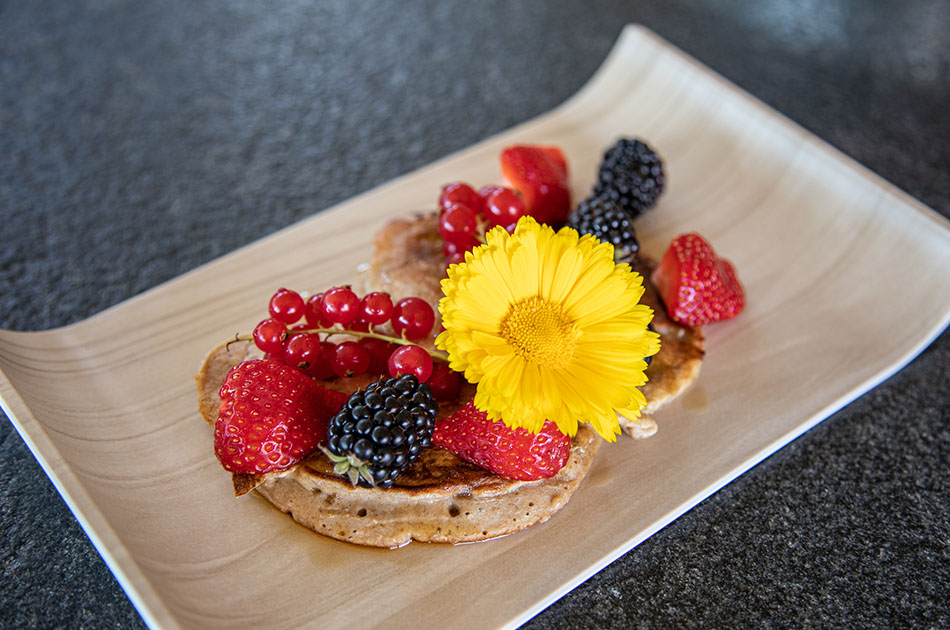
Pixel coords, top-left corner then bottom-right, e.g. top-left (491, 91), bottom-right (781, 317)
top-left (268, 288), bottom-right (305, 325)
top-left (500, 145), bottom-right (571, 226)
top-left (593, 138), bottom-right (664, 217)
top-left (359, 337), bottom-right (397, 375)
top-left (391, 296), bottom-right (435, 341)
top-left (426, 362), bottom-right (463, 401)
top-left (253, 317), bottom-right (288, 354)
top-left (439, 182), bottom-right (485, 215)
top-left (320, 286), bottom-right (360, 325)
top-left (432, 401), bottom-right (571, 481)
top-left (439, 204), bottom-right (480, 244)
top-left (359, 292), bottom-right (394, 327)
top-left (282, 332), bottom-right (322, 373)
top-left (388, 344), bottom-right (433, 383)
top-left (568, 195), bottom-right (639, 261)
top-left (651, 232), bottom-right (745, 326)
top-left (331, 340), bottom-right (370, 378)
top-left (304, 293), bottom-right (333, 328)
top-left (481, 185), bottom-right (527, 231)
top-left (439, 182), bottom-right (484, 216)
top-left (214, 359), bottom-right (347, 474)
top-left (324, 374), bottom-right (439, 488)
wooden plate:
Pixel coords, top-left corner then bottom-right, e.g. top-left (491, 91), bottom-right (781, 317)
top-left (2, 25), bottom-right (949, 630)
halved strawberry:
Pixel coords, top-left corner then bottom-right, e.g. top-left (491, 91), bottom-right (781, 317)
top-left (500, 145), bottom-right (571, 226)
top-left (214, 359), bottom-right (348, 474)
top-left (433, 400), bottom-right (571, 481)
top-left (651, 233), bottom-right (745, 326)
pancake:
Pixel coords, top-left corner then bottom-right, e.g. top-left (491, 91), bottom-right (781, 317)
top-left (357, 213), bottom-right (705, 438)
top-left (195, 213), bottom-right (704, 547)
top-left (196, 339), bottom-right (600, 548)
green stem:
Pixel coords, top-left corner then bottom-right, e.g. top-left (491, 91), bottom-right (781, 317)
top-left (237, 325), bottom-right (449, 361)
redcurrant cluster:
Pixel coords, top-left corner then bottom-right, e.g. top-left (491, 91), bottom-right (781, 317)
top-left (438, 182), bottom-right (527, 266)
top-left (250, 287), bottom-right (462, 400)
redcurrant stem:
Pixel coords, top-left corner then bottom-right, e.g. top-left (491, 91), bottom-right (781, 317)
top-left (237, 327), bottom-right (449, 361)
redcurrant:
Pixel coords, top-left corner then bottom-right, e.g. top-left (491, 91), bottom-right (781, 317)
top-left (439, 182), bottom-right (484, 216)
top-left (308, 342), bottom-right (338, 380)
top-left (252, 318), bottom-right (287, 354)
top-left (438, 204), bottom-right (478, 245)
top-left (321, 286), bottom-right (360, 325)
top-left (304, 293), bottom-right (332, 328)
top-left (331, 341), bottom-right (370, 378)
top-left (482, 186), bottom-right (526, 228)
top-left (427, 362), bottom-right (462, 401)
top-left (281, 333), bottom-right (321, 372)
top-left (391, 297), bottom-right (435, 341)
top-left (388, 344), bottom-right (433, 383)
top-left (359, 292), bottom-right (394, 326)
top-left (358, 337), bottom-right (395, 374)
top-left (268, 288), bottom-right (305, 325)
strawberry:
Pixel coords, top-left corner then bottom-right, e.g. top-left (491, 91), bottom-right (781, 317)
top-left (651, 232), bottom-right (745, 326)
top-left (432, 400), bottom-right (571, 481)
top-left (500, 145), bottom-right (571, 226)
top-left (214, 359), bottom-right (348, 474)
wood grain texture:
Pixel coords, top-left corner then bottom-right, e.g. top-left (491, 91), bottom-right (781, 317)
top-left (1, 25), bottom-right (949, 630)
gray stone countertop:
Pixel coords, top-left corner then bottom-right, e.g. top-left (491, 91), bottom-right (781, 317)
top-left (1, 1), bottom-right (948, 627)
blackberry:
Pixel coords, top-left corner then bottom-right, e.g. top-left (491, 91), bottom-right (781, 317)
top-left (593, 138), bottom-right (664, 216)
top-left (568, 195), bottom-right (640, 261)
top-left (323, 374), bottom-right (438, 488)
top-left (644, 323), bottom-right (657, 368)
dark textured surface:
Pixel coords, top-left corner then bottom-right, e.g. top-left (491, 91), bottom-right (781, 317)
top-left (2, 1), bottom-right (949, 628)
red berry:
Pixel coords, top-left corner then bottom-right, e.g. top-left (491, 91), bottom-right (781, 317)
top-left (442, 234), bottom-right (480, 257)
top-left (445, 250), bottom-right (466, 267)
top-left (432, 400), bottom-right (570, 480)
top-left (391, 296), bottom-right (435, 341)
top-left (214, 360), bottom-right (347, 474)
top-left (358, 337), bottom-right (396, 374)
top-left (281, 333), bottom-right (321, 372)
top-left (439, 182), bottom-right (484, 216)
top-left (427, 362), bottom-right (462, 401)
top-left (482, 186), bottom-right (527, 228)
top-left (252, 318), bottom-right (287, 354)
top-left (347, 316), bottom-right (371, 332)
top-left (359, 292), bottom-right (394, 326)
top-left (651, 233), bottom-right (745, 326)
top-left (388, 344), bottom-right (433, 383)
top-left (331, 341), bottom-right (370, 378)
top-left (321, 286), bottom-right (360, 325)
top-left (500, 145), bottom-right (571, 225)
top-left (308, 342), bottom-right (338, 380)
top-left (438, 204), bottom-right (479, 245)
top-left (268, 288), bottom-right (305, 324)
top-left (304, 293), bottom-right (333, 328)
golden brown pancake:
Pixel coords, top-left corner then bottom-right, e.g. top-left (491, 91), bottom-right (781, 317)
top-left (195, 213), bottom-right (703, 547)
top-left (196, 339), bottom-right (600, 547)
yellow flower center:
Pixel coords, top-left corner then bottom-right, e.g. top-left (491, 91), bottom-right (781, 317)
top-left (499, 296), bottom-right (576, 368)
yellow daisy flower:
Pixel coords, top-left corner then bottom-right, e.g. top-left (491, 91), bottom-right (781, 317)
top-left (435, 215), bottom-right (660, 442)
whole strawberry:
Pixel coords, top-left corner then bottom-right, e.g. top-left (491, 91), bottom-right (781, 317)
top-left (214, 359), bottom-right (347, 474)
top-left (433, 400), bottom-right (571, 481)
top-left (651, 232), bottom-right (745, 326)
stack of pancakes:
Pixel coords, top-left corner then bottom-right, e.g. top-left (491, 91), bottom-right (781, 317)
top-left (196, 215), bottom-right (703, 547)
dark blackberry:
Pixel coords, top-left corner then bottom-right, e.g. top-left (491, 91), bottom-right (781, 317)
top-left (322, 374), bottom-right (438, 488)
top-left (644, 323), bottom-right (657, 368)
top-left (568, 195), bottom-right (640, 261)
top-left (593, 138), bottom-right (664, 216)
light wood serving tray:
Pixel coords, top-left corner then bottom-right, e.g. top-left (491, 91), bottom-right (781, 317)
top-left (2, 26), bottom-right (949, 630)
